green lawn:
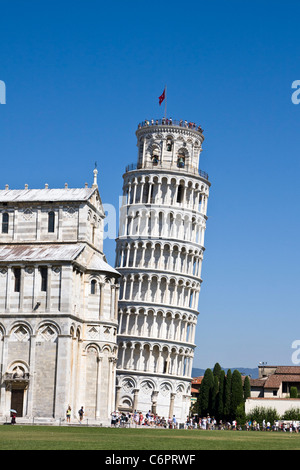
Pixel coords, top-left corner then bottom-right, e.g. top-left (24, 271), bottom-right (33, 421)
top-left (0, 426), bottom-right (300, 450)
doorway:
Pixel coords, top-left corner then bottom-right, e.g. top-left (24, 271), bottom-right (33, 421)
top-left (11, 389), bottom-right (24, 417)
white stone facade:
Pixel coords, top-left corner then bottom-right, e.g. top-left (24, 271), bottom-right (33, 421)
top-left (0, 173), bottom-right (120, 424)
top-left (115, 119), bottom-right (210, 421)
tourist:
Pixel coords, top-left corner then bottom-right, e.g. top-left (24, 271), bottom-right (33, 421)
top-left (78, 406), bottom-right (84, 423)
top-left (66, 405), bottom-right (71, 423)
top-left (11, 411), bottom-right (16, 425)
top-left (111, 411), bottom-right (117, 427)
top-left (172, 415), bottom-right (177, 429)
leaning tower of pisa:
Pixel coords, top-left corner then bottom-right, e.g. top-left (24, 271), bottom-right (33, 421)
top-left (115, 118), bottom-right (210, 422)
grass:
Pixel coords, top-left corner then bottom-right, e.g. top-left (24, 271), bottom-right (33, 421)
top-left (0, 426), bottom-right (300, 450)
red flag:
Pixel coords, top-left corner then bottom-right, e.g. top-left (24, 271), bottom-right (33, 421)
top-left (158, 89), bottom-right (165, 105)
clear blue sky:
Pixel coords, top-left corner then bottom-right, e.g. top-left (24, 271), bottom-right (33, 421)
top-left (1, 0), bottom-right (300, 370)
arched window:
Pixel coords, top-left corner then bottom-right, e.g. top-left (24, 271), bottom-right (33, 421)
top-left (176, 184), bottom-right (184, 203)
top-left (166, 139), bottom-right (172, 152)
top-left (40, 267), bottom-right (48, 292)
top-left (2, 212), bottom-right (9, 234)
top-left (48, 211), bottom-right (55, 233)
top-left (14, 267), bottom-right (21, 293)
top-left (91, 279), bottom-right (97, 295)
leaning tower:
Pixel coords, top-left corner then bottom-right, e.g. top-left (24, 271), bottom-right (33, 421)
top-left (115, 118), bottom-right (210, 421)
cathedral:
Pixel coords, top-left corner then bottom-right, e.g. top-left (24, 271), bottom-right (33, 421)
top-left (0, 118), bottom-right (209, 425)
top-left (0, 169), bottom-right (120, 424)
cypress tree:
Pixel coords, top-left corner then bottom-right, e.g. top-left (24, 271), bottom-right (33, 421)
top-left (230, 370), bottom-right (244, 418)
top-left (213, 362), bottom-right (222, 381)
top-left (243, 375), bottom-right (251, 400)
top-left (223, 369), bottom-right (232, 420)
top-left (211, 375), bottom-right (219, 417)
top-left (198, 368), bottom-right (214, 416)
top-left (217, 369), bottom-right (225, 419)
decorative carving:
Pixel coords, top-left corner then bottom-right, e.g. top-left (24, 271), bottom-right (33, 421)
top-left (160, 382), bottom-right (172, 396)
top-left (11, 326), bottom-right (30, 342)
top-left (65, 206), bottom-right (76, 218)
top-left (36, 324), bottom-right (57, 342)
top-left (140, 380), bottom-right (154, 396)
top-left (88, 326), bottom-right (99, 339)
top-left (23, 208), bottom-right (34, 220)
top-left (122, 378), bottom-right (135, 393)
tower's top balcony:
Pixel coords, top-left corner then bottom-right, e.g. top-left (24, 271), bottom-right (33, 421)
top-left (133, 118), bottom-right (207, 180)
top-left (137, 118), bottom-right (204, 135)
top-left (125, 162), bottom-right (209, 182)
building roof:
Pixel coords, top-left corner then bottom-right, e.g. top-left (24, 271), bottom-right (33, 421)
top-left (0, 244), bottom-right (119, 277)
top-left (264, 374), bottom-right (300, 389)
top-left (192, 376), bottom-right (203, 385)
top-left (0, 187), bottom-right (97, 203)
top-left (251, 366), bottom-right (300, 390)
top-left (0, 244), bottom-right (85, 262)
top-left (275, 366), bottom-right (300, 375)
top-left (88, 252), bottom-right (120, 275)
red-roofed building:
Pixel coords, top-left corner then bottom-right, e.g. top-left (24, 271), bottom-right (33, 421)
top-left (250, 365), bottom-right (300, 398)
top-left (190, 376), bottom-right (203, 408)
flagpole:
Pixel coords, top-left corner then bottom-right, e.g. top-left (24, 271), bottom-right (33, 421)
top-left (164, 85), bottom-right (167, 119)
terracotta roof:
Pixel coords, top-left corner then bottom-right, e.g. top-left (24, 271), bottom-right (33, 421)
top-left (192, 376), bottom-right (203, 385)
top-left (250, 378), bottom-right (267, 387)
top-left (275, 366), bottom-right (300, 375)
top-left (250, 374), bottom-right (300, 389)
top-left (264, 374), bottom-right (300, 389)
top-left (191, 388), bottom-right (200, 394)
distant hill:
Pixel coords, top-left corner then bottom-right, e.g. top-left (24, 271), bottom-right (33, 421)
top-left (192, 367), bottom-right (258, 379)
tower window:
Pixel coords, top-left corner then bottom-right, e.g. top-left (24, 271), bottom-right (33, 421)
top-left (176, 184), bottom-right (184, 203)
top-left (166, 139), bottom-right (172, 151)
top-left (14, 268), bottom-right (21, 293)
top-left (152, 153), bottom-right (159, 164)
top-left (48, 211), bottom-right (55, 233)
top-left (2, 212), bottom-right (9, 234)
top-left (91, 279), bottom-right (97, 295)
top-left (40, 267), bottom-right (48, 292)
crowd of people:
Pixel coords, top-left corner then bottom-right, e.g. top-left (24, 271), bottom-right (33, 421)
top-left (139, 118), bottom-right (204, 133)
top-left (109, 411), bottom-right (300, 433)
top-left (110, 410), bottom-right (178, 428)
top-left (245, 419), bottom-right (300, 433)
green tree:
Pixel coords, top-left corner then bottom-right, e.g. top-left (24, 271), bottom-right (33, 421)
top-left (211, 375), bottom-right (219, 417)
top-left (230, 370), bottom-right (244, 418)
top-left (216, 370), bottom-right (225, 419)
top-left (282, 408), bottom-right (300, 420)
top-left (290, 386), bottom-right (298, 398)
top-left (198, 368), bottom-right (214, 416)
top-left (246, 406), bottom-right (280, 425)
top-left (213, 363), bottom-right (222, 381)
top-left (243, 375), bottom-right (251, 400)
top-left (223, 369), bottom-right (232, 420)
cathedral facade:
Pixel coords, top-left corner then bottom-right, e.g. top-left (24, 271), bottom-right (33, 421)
top-left (0, 170), bottom-right (120, 424)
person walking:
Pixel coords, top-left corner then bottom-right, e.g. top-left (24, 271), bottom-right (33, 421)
top-left (78, 406), bottom-right (84, 423)
top-left (66, 405), bottom-right (71, 423)
top-left (11, 412), bottom-right (16, 425)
